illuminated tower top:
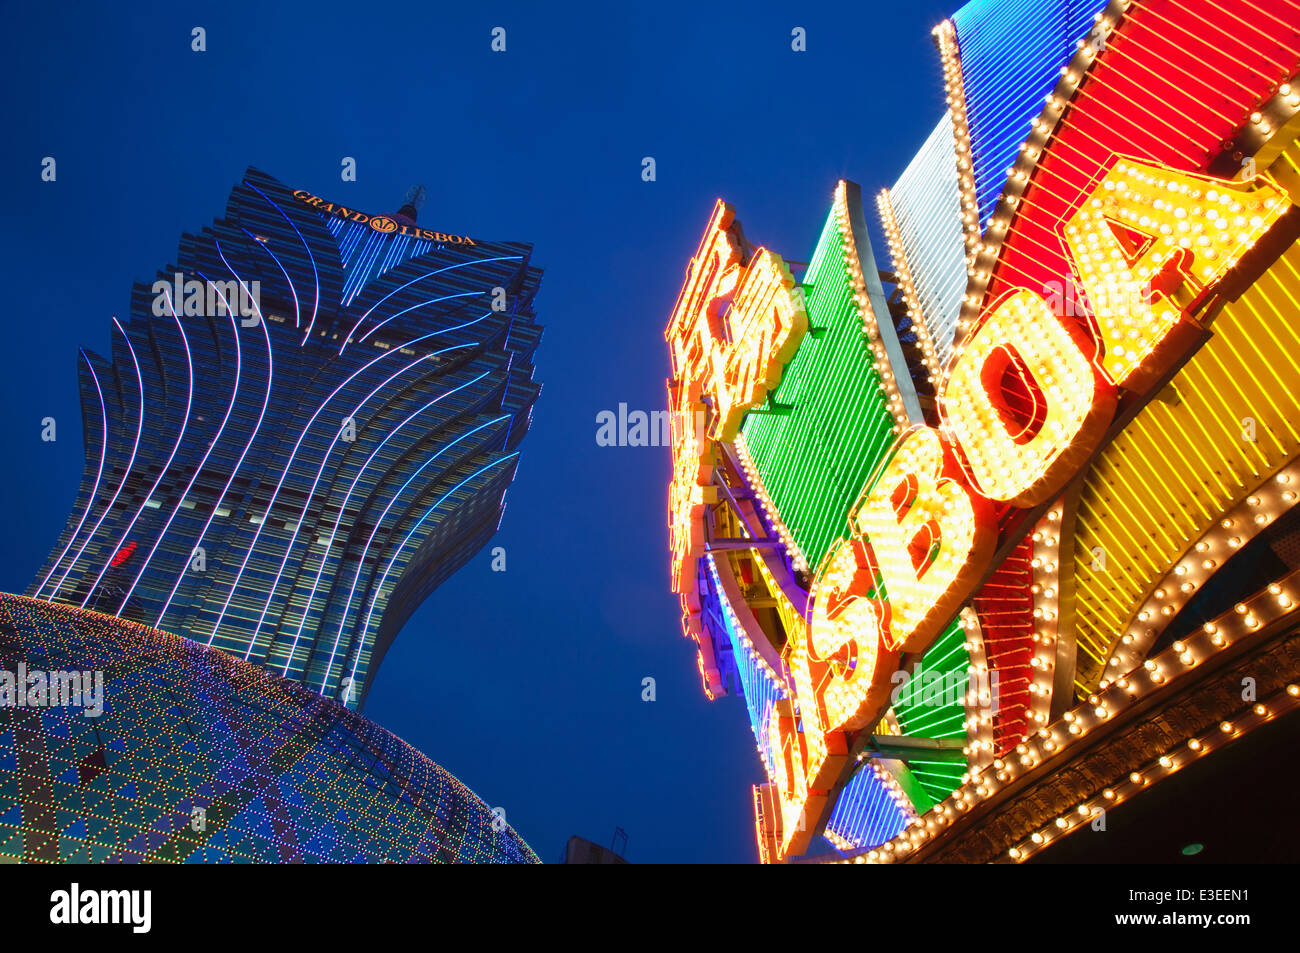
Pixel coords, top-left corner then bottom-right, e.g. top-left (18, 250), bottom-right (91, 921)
top-left (30, 167), bottom-right (544, 708)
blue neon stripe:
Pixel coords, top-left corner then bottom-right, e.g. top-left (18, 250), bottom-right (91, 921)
top-left (951, 0), bottom-right (1109, 230)
top-left (704, 556), bottom-right (787, 778)
top-left (824, 763), bottom-right (910, 850)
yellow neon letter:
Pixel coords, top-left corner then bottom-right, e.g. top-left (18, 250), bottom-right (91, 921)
top-left (1064, 159), bottom-right (1291, 389)
top-left (942, 290), bottom-right (1115, 506)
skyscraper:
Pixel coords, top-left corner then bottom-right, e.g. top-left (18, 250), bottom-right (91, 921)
top-left (28, 168), bottom-right (543, 708)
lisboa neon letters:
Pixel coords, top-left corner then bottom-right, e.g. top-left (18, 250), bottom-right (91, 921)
top-left (667, 155), bottom-right (1297, 860)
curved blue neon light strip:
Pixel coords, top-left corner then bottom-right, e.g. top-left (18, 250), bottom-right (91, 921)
top-left (287, 369), bottom-right (493, 681)
top-left (339, 255), bottom-right (523, 355)
top-left (208, 336), bottom-right (478, 653)
top-left (324, 414), bottom-right (512, 690)
top-left (250, 351), bottom-right (439, 653)
top-left (356, 291), bottom-right (484, 344)
top-left (346, 450), bottom-right (519, 696)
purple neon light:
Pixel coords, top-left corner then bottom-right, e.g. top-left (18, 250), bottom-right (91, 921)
top-left (34, 352), bottom-right (107, 599)
top-left (117, 253), bottom-right (252, 612)
top-left (242, 225), bottom-right (300, 328)
top-left (245, 181), bottom-right (320, 345)
top-left (45, 317), bottom-right (145, 601)
top-left (155, 257), bottom-right (275, 629)
top-left (86, 288), bottom-right (194, 611)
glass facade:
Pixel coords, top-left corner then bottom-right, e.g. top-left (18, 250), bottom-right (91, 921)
top-left (28, 168), bottom-right (543, 708)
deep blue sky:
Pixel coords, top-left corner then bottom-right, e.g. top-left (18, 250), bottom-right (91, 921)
top-left (1, 0), bottom-right (956, 862)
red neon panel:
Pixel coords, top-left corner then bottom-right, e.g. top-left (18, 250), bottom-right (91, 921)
top-left (972, 537), bottom-right (1035, 755)
top-left (987, 0), bottom-right (1300, 317)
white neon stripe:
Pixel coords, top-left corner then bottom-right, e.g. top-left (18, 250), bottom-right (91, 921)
top-left (87, 288), bottom-right (194, 612)
top-left (46, 318), bottom-right (145, 601)
top-left (34, 352), bottom-right (107, 599)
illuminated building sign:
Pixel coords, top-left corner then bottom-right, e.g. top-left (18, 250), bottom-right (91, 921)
top-left (290, 189), bottom-right (477, 245)
top-left (666, 201), bottom-right (807, 642)
top-left (666, 0), bottom-right (1300, 863)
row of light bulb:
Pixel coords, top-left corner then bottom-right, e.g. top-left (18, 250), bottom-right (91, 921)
top-left (875, 188), bottom-right (943, 383)
top-left (834, 181), bottom-right (912, 433)
top-left (1101, 464), bottom-right (1300, 685)
top-left (835, 556), bottom-right (1300, 863)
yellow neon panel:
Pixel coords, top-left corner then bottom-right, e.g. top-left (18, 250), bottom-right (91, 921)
top-left (1071, 219), bottom-right (1300, 691)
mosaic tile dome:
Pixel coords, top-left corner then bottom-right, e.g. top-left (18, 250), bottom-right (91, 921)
top-left (0, 594), bottom-right (538, 863)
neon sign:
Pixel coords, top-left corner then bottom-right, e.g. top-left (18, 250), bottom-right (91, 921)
top-left (290, 189), bottom-right (477, 245)
top-left (668, 156), bottom-right (1296, 859)
top-left (664, 0), bottom-right (1300, 862)
top-left (666, 201), bottom-right (807, 677)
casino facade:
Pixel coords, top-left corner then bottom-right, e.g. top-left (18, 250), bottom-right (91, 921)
top-left (664, 0), bottom-right (1300, 863)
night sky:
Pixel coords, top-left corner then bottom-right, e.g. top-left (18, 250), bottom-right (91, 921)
top-left (2, 0), bottom-right (958, 862)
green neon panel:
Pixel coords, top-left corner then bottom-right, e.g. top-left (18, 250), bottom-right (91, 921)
top-left (890, 618), bottom-right (969, 805)
top-left (740, 208), bottom-right (897, 571)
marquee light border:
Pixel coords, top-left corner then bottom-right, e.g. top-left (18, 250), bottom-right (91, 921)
top-left (666, 0), bottom-right (1300, 863)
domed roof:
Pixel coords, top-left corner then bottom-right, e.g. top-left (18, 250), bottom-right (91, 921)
top-left (0, 594), bottom-right (538, 863)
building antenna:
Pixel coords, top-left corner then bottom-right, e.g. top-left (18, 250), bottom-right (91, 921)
top-left (398, 184), bottom-right (427, 222)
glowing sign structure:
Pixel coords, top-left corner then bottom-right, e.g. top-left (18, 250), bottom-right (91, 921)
top-left (765, 157), bottom-right (1293, 857)
top-left (666, 201), bottom-right (807, 690)
top-left (665, 0), bottom-right (1300, 864)
top-left (665, 202), bottom-right (807, 448)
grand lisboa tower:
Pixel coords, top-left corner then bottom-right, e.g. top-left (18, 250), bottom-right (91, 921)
top-left (0, 169), bottom-right (543, 863)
